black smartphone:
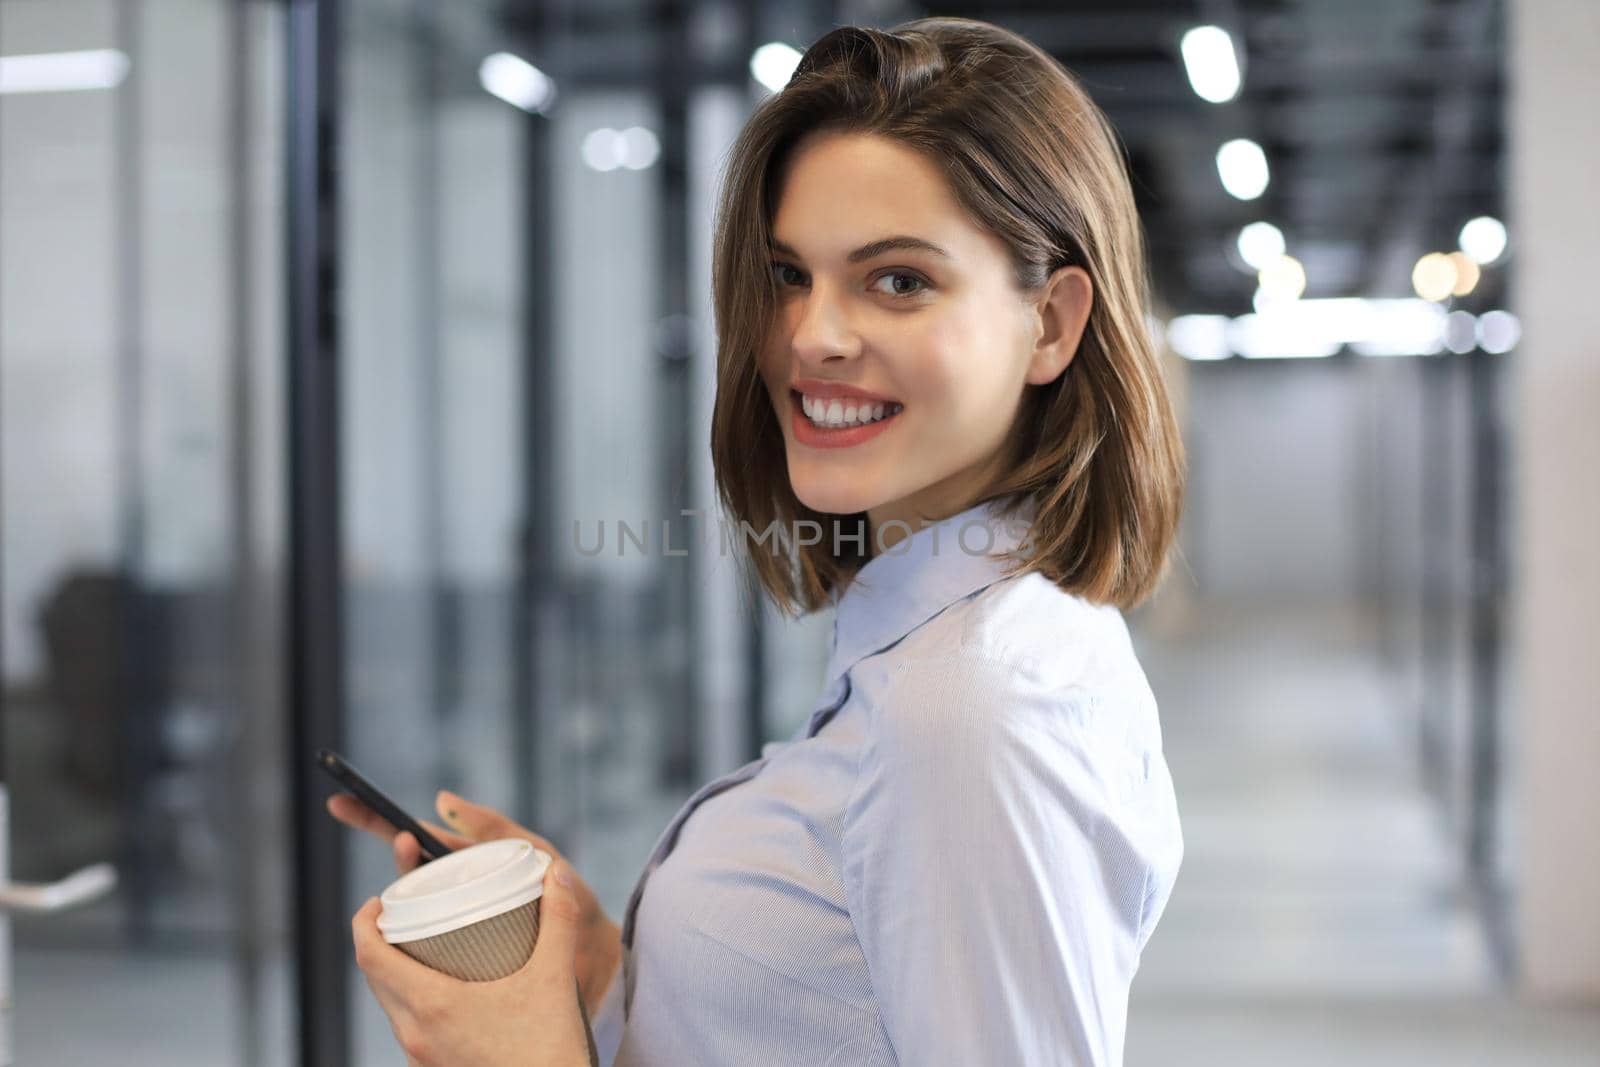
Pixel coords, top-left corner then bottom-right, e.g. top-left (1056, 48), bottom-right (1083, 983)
top-left (315, 748), bottom-right (454, 863)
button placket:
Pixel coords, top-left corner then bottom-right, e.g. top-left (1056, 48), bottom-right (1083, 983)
top-left (804, 673), bottom-right (852, 738)
top-left (619, 756), bottom-right (768, 951)
top-left (617, 671), bottom-right (856, 957)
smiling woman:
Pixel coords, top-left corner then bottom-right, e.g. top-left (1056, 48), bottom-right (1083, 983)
top-left (711, 18), bottom-right (1185, 611)
top-left (581, 15), bottom-right (1187, 1067)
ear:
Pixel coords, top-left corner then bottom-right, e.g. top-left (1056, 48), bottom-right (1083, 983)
top-left (1024, 265), bottom-right (1093, 386)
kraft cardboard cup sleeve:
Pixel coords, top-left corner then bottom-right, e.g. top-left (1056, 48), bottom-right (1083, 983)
top-left (377, 839), bottom-right (552, 982)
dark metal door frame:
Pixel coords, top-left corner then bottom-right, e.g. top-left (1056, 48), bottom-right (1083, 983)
top-left (285, 1), bottom-right (349, 1064)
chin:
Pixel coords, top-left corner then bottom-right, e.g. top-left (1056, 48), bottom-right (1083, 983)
top-left (787, 466), bottom-right (885, 517)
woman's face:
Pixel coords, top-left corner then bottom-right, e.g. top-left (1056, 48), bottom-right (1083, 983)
top-left (756, 131), bottom-right (1091, 546)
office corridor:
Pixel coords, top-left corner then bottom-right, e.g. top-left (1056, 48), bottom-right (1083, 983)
top-left (1124, 599), bottom-right (1600, 1065)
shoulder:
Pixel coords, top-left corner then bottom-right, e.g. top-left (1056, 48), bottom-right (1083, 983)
top-left (847, 571), bottom-right (1162, 762)
top-left (951, 570), bottom-right (1145, 690)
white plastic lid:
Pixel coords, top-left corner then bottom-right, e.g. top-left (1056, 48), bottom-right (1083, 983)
top-left (377, 839), bottom-right (552, 944)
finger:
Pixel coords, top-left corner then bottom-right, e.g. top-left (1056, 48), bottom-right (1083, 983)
top-left (327, 793), bottom-right (399, 842)
top-left (351, 896), bottom-right (395, 978)
top-left (329, 794), bottom-right (472, 858)
top-left (393, 831), bottom-right (423, 874)
top-left (435, 790), bottom-right (560, 855)
top-left (351, 895), bottom-right (448, 994)
top-left (526, 859), bottom-right (582, 982)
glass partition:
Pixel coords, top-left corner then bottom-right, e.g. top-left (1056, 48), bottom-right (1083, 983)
top-left (0, 0), bottom-right (290, 1063)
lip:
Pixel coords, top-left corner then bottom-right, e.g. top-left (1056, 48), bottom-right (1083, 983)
top-left (788, 389), bottom-right (902, 449)
top-left (789, 377), bottom-right (901, 405)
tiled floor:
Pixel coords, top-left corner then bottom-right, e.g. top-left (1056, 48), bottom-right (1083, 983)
top-left (13, 599), bottom-right (1600, 1064)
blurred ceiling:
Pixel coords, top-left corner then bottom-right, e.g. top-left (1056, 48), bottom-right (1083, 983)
top-left (502, 0), bottom-right (1505, 315)
top-left (920, 0), bottom-right (1507, 315)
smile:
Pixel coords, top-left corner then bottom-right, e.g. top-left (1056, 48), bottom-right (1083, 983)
top-left (798, 391), bottom-right (903, 428)
top-left (788, 389), bottom-right (903, 449)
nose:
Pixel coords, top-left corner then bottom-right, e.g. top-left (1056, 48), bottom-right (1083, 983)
top-left (789, 281), bottom-right (862, 366)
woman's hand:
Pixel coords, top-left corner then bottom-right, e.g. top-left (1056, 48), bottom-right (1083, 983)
top-left (326, 789), bottom-right (623, 1016)
top-left (352, 856), bottom-right (595, 1067)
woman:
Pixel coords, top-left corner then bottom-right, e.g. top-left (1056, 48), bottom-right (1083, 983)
top-left (336, 16), bottom-right (1186, 1066)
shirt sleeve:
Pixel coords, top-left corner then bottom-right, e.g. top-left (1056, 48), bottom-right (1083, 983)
top-left (586, 956), bottom-right (626, 1067)
top-left (840, 654), bottom-right (1176, 1066)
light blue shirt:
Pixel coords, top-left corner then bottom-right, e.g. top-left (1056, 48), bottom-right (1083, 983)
top-left (589, 497), bottom-right (1183, 1066)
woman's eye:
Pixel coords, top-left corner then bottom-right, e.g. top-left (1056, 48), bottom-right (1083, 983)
top-left (771, 263), bottom-right (927, 298)
top-left (871, 271), bottom-right (928, 298)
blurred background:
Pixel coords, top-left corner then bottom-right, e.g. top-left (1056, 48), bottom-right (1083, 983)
top-left (1, 0), bottom-right (1596, 1064)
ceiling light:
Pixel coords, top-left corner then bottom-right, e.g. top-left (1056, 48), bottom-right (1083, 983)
top-left (1167, 315), bottom-right (1232, 361)
top-left (1447, 251), bottom-right (1480, 296)
top-left (1169, 298), bottom-right (1454, 360)
top-left (1444, 310), bottom-right (1477, 354)
top-left (1458, 216), bottom-right (1507, 265)
top-left (1477, 310), bottom-right (1520, 354)
top-left (1351, 300), bottom-right (1448, 356)
top-left (1216, 139), bottom-right (1269, 200)
top-left (479, 52), bottom-right (555, 114)
top-left (750, 42), bottom-right (802, 94)
top-left (1180, 26), bottom-right (1241, 104)
top-left (0, 49), bottom-right (128, 94)
top-left (582, 128), bottom-right (624, 171)
top-left (1230, 311), bottom-right (1340, 359)
top-left (1412, 252), bottom-right (1456, 302)
top-left (1256, 254), bottom-right (1306, 303)
top-left (1236, 221), bottom-right (1285, 270)
top-left (618, 126), bottom-right (660, 170)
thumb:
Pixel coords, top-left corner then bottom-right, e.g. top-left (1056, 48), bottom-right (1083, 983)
top-left (528, 858), bottom-right (582, 982)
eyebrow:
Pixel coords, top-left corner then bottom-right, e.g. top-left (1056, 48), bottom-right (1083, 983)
top-left (769, 235), bottom-right (952, 264)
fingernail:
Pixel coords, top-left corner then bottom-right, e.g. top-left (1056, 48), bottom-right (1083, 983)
top-left (437, 790), bottom-right (459, 820)
top-left (554, 863), bottom-right (573, 888)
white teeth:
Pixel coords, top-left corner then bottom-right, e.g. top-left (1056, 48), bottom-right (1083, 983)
top-left (799, 392), bottom-right (901, 429)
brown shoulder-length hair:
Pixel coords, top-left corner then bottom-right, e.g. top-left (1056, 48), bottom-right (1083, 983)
top-left (710, 16), bottom-right (1186, 615)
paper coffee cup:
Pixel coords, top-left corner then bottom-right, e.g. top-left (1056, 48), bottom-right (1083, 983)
top-left (377, 839), bottom-right (552, 982)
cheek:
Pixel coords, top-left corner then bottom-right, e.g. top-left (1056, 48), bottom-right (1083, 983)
top-left (900, 350), bottom-right (961, 413)
top-left (900, 314), bottom-right (1015, 419)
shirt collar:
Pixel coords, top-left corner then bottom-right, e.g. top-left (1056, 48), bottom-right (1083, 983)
top-left (824, 494), bottom-right (1036, 683)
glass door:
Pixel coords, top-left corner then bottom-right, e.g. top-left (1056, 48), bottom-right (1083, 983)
top-left (0, 1), bottom-right (290, 1064)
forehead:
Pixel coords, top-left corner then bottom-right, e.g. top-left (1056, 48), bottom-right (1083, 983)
top-left (769, 132), bottom-right (978, 254)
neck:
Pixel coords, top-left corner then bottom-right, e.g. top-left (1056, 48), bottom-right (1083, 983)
top-left (867, 492), bottom-right (999, 556)
top-left (866, 452), bottom-right (1014, 555)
